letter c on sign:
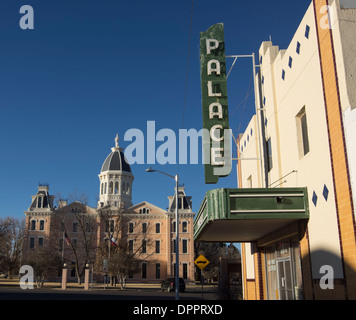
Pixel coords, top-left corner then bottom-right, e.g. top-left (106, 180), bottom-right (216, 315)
top-left (210, 125), bottom-right (224, 142)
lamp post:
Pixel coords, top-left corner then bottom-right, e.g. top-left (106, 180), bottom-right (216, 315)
top-left (146, 167), bottom-right (180, 300)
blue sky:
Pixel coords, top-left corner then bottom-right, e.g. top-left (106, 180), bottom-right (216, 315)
top-left (0, 0), bottom-right (310, 218)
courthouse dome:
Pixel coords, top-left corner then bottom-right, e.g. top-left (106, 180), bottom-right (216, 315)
top-left (100, 134), bottom-right (132, 173)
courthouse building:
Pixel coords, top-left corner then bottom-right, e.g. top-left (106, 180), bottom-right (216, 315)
top-left (23, 135), bottom-right (195, 283)
top-left (237, 0), bottom-right (356, 299)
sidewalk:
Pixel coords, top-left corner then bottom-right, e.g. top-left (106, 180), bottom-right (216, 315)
top-left (0, 279), bottom-right (214, 292)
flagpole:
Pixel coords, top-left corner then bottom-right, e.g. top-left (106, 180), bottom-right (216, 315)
top-left (108, 231), bottom-right (111, 287)
top-left (62, 231), bottom-right (65, 261)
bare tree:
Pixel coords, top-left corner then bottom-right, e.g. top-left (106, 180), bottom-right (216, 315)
top-left (97, 207), bottom-right (154, 288)
top-left (0, 217), bottom-right (25, 278)
top-left (24, 245), bottom-right (61, 287)
top-left (194, 242), bottom-right (240, 282)
top-left (108, 249), bottom-right (140, 289)
top-left (53, 199), bottom-right (98, 284)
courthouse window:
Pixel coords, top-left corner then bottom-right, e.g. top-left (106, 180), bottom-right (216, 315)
top-left (172, 239), bottom-right (176, 254)
top-left (182, 239), bottom-right (188, 254)
top-left (29, 237), bottom-right (35, 249)
top-left (182, 221), bottom-right (188, 233)
top-left (129, 223), bottom-right (134, 233)
top-left (129, 240), bottom-right (134, 254)
top-left (142, 263), bottom-right (147, 279)
top-left (155, 240), bottom-right (160, 254)
top-left (142, 240), bottom-right (147, 254)
top-left (156, 264), bottom-right (161, 279)
top-left (183, 264), bottom-right (188, 280)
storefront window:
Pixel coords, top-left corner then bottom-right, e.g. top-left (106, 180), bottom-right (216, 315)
top-left (291, 240), bottom-right (304, 300)
top-left (265, 239), bottom-right (303, 300)
top-left (266, 246), bottom-right (278, 300)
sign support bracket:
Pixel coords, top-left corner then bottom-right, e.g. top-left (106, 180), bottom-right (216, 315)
top-left (225, 53), bottom-right (266, 188)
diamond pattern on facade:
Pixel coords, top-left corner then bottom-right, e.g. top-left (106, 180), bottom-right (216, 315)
top-left (323, 184), bottom-right (329, 201)
top-left (312, 191), bottom-right (318, 207)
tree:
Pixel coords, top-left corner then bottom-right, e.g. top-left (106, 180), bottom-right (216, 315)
top-left (108, 249), bottom-right (140, 289)
top-left (0, 217), bottom-right (25, 278)
top-left (24, 246), bottom-right (61, 287)
top-left (194, 242), bottom-right (240, 282)
top-left (54, 201), bottom-right (98, 284)
top-left (97, 207), bottom-right (154, 287)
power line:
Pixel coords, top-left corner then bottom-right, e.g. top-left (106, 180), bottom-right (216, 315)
top-left (181, 0), bottom-right (194, 131)
top-left (178, 0), bottom-right (194, 176)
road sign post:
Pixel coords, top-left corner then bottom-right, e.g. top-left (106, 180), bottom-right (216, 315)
top-left (195, 255), bottom-right (210, 300)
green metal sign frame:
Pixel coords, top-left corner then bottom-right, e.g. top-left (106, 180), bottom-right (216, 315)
top-left (194, 188), bottom-right (309, 243)
top-left (200, 23), bottom-right (232, 184)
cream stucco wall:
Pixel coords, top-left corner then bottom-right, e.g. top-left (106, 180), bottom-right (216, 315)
top-left (240, 2), bottom-right (345, 279)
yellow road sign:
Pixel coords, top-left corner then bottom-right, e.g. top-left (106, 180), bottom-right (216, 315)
top-left (195, 255), bottom-right (210, 270)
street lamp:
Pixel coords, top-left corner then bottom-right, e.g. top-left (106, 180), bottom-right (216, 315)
top-left (146, 167), bottom-right (180, 300)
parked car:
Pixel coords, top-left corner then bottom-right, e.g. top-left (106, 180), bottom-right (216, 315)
top-left (161, 277), bottom-right (185, 293)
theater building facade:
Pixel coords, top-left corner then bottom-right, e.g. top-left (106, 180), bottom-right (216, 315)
top-left (238, 0), bottom-right (356, 300)
top-left (194, 0), bottom-right (356, 300)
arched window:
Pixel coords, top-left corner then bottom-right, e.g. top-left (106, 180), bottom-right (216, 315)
top-left (37, 197), bottom-right (43, 208)
top-left (182, 221), bottom-right (188, 233)
top-left (115, 182), bottom-right (119, 194)
top-left (109, 182), bottom-right (113, 194)
top-left (30, 220), bottom-right (36, 231)
top-left (101, 183), bottom-right (103, 195)
top-left (104, 182), bottom-right (107, 194)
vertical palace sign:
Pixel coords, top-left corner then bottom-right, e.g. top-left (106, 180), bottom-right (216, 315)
top-left (200, 23), bottom-right (232, 184)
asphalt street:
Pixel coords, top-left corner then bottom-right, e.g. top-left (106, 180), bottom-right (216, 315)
top-left (0, 284), bottom-right (218, 300)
